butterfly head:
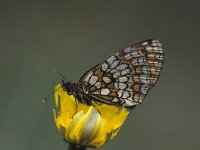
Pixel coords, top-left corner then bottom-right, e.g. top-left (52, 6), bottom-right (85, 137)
top-left (62, 80), bottom-right (74, 95)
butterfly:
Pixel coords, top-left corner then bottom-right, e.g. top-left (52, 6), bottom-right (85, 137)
top-left (62, 39), bottom-right (164, 108)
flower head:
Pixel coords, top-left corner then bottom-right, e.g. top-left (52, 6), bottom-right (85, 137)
top-left (53, 84), bottom-right (129, 148)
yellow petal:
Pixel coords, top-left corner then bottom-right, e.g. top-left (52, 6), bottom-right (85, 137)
top-left (53, 84), bottom-right (129, 148)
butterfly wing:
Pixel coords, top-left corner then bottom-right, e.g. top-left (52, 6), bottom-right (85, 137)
top-left (77, 39), bottom-right (164, 107)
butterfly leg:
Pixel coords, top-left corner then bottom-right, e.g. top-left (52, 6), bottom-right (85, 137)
top-left (83, 94), bottom-right (92, 105)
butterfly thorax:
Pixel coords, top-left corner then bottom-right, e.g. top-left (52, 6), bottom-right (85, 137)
top-left (62, 80), bottom-right (92, 105)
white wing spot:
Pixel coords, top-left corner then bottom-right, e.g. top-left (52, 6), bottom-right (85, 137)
top-left (128, 76), bottom-right (133, 82)
top-left (92, 91), bottom-right (100, 94)
top-left (139, 57), bottom-right (145, 63)
top-left (122, 91), bottom-right (130, 98)
top-left (100, 88), bottom-right (111, 95)
top-left (102, 63), bottom-right (108, 71)
top-left (142, 42), bottom-right (148, 45)
top-left (107, 56), bottom-right (116, 65)
top-left (89, 75), bottom-right (98, 85)
top-left (124, 47), bottom-right (132, 53)
top-left (85, 72), bottom-right (93, 82)
top-left (124, 100), bottom-right (137, 107)
top-left (142, 66), bottom-right (149, 71)
top-left (114, 82), bottom-right (118, 89)
top-left (141, 66), bottom-right (150, 74)
top-left (112, 97), bottom-right (119, 102)
top-left (131, 51), bottom-right (141, 58)
top-left (121, 69), bottom-right (131, 75)
top-left (110, 69), bottom-right (117, 73)
top-left (82, 85), bottom-right (88, 94)
top-left (119, 83), bottom-right (127, 89)
top-left (152, 43), bottom-right (158, 46)
top-left (139, 95), bottom-right (145, 103)
top-left (153, 47), bottom-right (159, 51)
top-left (102, 77), bottom-right (111, 83)
top-left (118, 76), bottom-right (128, 82)
top-left (95, 82), bottom-right (101, 89)
top-left (146, 46), bottom-right (153, 52)
top-left (156, 54), bottom-right (163, 60)
top-left (138, 58), bottom-right (147, 65)
top-left (113, 71), bottom-right (121, 78)
top-left (141, 85), bottom-right (149, 94)
top-left (140, 74), bottom-right (149, 84)
top-left (116, 64), bottom-right (128, 70)
top-left (110, 60), bottom-right (120, 69)
top-left (125, 54), bottom-right (133, 60)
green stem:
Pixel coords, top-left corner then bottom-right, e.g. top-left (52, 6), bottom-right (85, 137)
top-left (68, 143), bottom-right (87, 150)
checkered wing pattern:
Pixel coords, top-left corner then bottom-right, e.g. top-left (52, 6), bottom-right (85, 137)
top-left (77, 39), bottom-right (164, 107)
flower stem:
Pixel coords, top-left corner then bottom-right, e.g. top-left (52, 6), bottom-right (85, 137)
top-left (68, 143), bottom-right (86, 150)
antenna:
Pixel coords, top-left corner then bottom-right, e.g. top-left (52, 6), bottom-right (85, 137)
top-left (42, 67), bottom-right (67, 103)
top-left (52, 67), bottom-right (67, 81)
top-left (42, 86), bottom-right (61, 103)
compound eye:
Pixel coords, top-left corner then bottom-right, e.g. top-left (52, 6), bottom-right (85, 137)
top-left (65, 83), bottom-right (73, 95)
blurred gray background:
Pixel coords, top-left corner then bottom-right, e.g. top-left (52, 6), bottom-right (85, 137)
top-left (0, 0), bottom-right (199, 150)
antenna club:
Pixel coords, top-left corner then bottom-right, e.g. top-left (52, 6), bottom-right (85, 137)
top-left (42, 67), bottom-right (65, 104)
top-left (42, 98), bottom-right (48, 103)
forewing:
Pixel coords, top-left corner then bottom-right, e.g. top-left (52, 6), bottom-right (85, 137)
top-left (77, 39), bottom-right (164, 107)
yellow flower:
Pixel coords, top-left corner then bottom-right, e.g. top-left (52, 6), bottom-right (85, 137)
top-left (53, 84), bottom-right (129, 148)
